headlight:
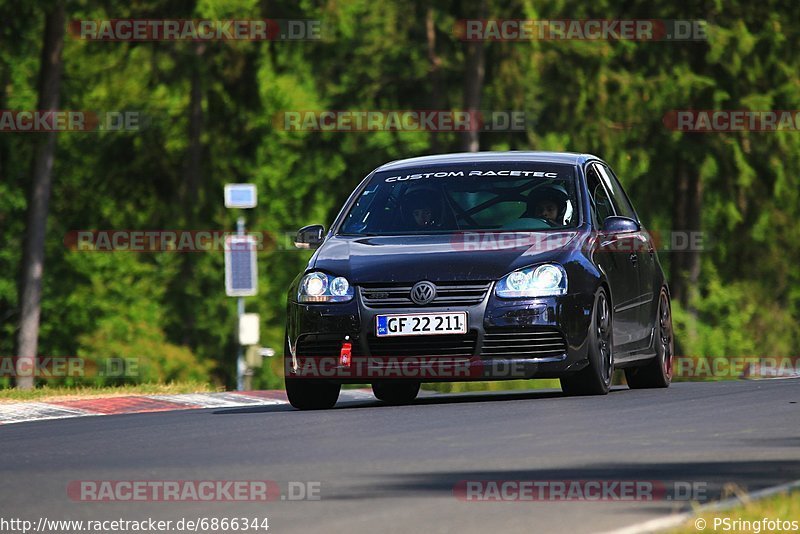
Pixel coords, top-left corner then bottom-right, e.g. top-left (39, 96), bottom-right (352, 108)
top-left (298, 272), bottom-right (354, 302)
top-left (496, 264), bottom-right (567, 298)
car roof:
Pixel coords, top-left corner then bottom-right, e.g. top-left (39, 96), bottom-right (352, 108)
top-left (376, 151), bottom-right (601, 171)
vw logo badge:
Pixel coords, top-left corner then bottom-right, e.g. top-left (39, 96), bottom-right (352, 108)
top-left (410, 281), bottom-right (437, 305)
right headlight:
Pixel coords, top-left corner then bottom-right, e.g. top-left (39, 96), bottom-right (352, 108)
top-left (298, 272), bottom-right (354, 303)
top-left (495, 264), bottom-right (567, 298)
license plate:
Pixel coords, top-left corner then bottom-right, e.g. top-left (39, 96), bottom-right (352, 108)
top-left (376, 312), bottom-right (468, 337)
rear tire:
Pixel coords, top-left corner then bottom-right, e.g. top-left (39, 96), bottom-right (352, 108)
top-left (561, 288), bottom-right (614, 396)
top-left (285, 377), bottom-right (341, 410)
top-left (625, 289), bottom-right (673, 389)
top-left (372, 381), bottom-right (420, 404)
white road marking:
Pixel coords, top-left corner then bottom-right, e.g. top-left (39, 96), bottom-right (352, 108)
top-left (149, 393), bottom-right (285, 407)
top-left (0, 388), bottom-right (379, 425)
top-left (0, 402), bottom-right (97, 425)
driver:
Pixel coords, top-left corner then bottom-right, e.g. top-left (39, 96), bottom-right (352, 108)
top-left (525, 184), bottom-right (569, 226)
top-left (401, 187), bottom-right (444, 228)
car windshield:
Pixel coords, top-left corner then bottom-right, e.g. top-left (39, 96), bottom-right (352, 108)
top-left (338, 163), bottom-right (579, 235)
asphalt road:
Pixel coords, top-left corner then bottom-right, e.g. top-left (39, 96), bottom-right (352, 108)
top-left (1, 380), bottom-right (799, 534)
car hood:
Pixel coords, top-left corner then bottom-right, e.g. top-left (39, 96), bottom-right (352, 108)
top-left (311, 232), bottom-right (582, 283)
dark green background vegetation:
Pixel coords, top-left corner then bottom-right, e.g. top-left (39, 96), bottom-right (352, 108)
top-left (2, 0), bottom-right (798, 389)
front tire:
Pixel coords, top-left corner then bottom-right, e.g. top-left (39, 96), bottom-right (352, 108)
top-left (285, 377), bottom-right (341, 410)
top-left (372, 381), bottom-right (420, 404)
top-left (560, 287), bottom-right (614, 396)
top-left (625, 289), bottom-right (673, 389)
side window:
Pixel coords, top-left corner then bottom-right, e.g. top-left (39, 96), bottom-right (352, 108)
top-left (585, 164), bottom-right (616, 225)
top-left (597, 164), bottom-right (638, 221)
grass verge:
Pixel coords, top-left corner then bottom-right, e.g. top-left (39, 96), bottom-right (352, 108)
top-left (670, 489), bottom-right (799, 533)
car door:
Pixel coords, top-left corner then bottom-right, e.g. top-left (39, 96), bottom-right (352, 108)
top-left (585, 163), bottom-right (642, 351)
top-left (596, 163), bottom-right (654, 350)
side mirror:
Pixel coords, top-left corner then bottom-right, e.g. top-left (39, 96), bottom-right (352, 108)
top-left (294, 224), bottom-right (325, 249)
top-left (602, 216), bottom-right (640, 234)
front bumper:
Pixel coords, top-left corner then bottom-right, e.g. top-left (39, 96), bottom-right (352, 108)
top-left (286, 284), bottom-right (595, 383)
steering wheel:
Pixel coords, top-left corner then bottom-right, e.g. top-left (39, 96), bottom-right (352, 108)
top-left (531, 217), bottom-right (557, 227)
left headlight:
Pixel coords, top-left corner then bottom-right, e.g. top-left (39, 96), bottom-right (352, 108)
top-left (298, 272), bottom-right (354, 303)
top-left (495, 264), bottom-right (567, 298)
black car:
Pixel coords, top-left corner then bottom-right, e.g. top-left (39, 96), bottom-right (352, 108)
top-left (285, 152), bottom-right (674, 409)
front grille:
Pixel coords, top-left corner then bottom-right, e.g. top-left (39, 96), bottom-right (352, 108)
top-left (360, 282), bottom-right (491, 308)
top-left (482, 327), bottom-right (567, 358)
top-left (368, 332), bottom-right (478, 358)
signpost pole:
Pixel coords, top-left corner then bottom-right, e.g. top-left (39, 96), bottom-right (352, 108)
top-left (236, 216), bottom-right (245, 391)
top-left (224, 183), bottom-right (258, 392)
